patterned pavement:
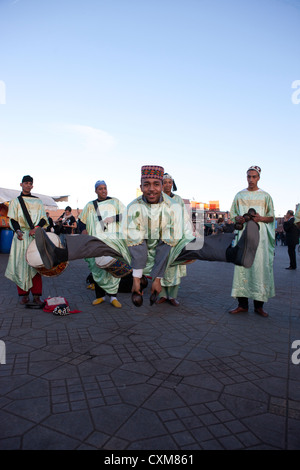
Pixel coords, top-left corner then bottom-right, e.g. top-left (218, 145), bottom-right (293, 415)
top-left (0, 242), bottom-right (299, 450)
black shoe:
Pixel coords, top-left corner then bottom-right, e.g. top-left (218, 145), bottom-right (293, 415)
top-left (35, 227), bottom-right (68, 269)
top-left (150, 290), bottom-right (158, 306)
top-left (140, 275), bottom-right (148, 290)
top-left (131, 292), bottom-right (143, 307)
top-left (285, 266), bottom-right (296, 270)
top-left (131, 276), bottom-right (148, 307)
top-left (226, 219), bottom-right (259, 268)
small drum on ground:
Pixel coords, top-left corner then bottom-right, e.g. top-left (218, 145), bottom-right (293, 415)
top-left (26, 232), bottom-right (69, 277)
top-left (95, 256), bottom-right (132, 278)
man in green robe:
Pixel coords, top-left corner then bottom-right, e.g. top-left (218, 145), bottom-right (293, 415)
top-left (156, 172), bottom-right (189, 306)
top-left (5, 175), bottom-right (48, 305)
top-left (78, 180), bottom-right (125, 308)
top-left (34, 165), bottom-right (260, 305)
top-left (229, 165), bottom-right (275, 318)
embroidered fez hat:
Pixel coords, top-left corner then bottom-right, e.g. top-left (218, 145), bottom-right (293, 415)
top-left (141, 165), bottom-right (164, 180)
top-left (247, 165), bottom-right (261, 175)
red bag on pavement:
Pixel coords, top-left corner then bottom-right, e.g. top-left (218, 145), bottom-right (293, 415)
top-left (43, 297), bottom-right (81, 315)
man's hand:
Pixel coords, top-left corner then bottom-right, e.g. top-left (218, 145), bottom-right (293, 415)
top-left (252, 212), bottom-right (273, 224)
top-left (151, 278), bottom-right (162, 295)
top-left (132, 277), bottom-right (142, 295)
top-left (29, 228), bottom-right (36, 237)
top-left (252, 212), bottom-right (262, 223)
top-left (235, 215), bottom-right (245, 224)
top-left (16, 230), bottom-right (24, 240)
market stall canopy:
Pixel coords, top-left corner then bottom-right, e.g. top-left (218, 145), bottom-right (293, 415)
top-left (0, 187), bottom-right (59, 209)
top-left (52, 195), bottom-right (69, 202)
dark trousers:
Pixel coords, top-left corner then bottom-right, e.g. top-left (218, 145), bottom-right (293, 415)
top-left (65, 233), bottom-right (236, 267)
top-left (238, 297), bottom-right (264, 309)
top-left (94, 273), bottom-right (133, 298)
top-left (287, 244), bottom-right (297, 269)
top-left (176, 233), bottom-right (235, 263)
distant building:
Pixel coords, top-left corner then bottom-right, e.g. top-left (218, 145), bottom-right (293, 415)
top-left (190, 200), bottom-right (230, 225)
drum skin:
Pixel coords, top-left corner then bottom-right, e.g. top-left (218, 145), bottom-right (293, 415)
top-left (26, 232), bottom-right (68, 277)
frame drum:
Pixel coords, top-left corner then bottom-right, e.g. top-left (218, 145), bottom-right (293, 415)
top-left (95, 256), bottom-right (132, 278)
top-left (26, 232), bottom-right (69, 277)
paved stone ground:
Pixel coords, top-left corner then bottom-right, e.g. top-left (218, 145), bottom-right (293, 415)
top-left (0, 244), bottom-right (299, 450)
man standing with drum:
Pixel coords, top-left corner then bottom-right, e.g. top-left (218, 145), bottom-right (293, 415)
top-left (5, 175), bottom-right (48, 305)
top-left (229, 166), bottom-right (275, 317)
top-left (78, 180), bottom-right (126, 308)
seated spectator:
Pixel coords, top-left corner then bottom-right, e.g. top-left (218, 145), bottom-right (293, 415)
top-left (55, 206), bottom-right (77, 245)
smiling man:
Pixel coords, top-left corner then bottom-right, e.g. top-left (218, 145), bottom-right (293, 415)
top-left (121, 165), bottom-right (194, 299)
top-left (78, 180), bottom-right (126, 308)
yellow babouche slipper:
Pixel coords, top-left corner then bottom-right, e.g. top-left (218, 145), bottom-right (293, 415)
top-left (87, 284), bottom-right (95, 290)
top-left (111, 299), bottom-right (122, 308)
top-left (92, 297), bottom-right (105, 306)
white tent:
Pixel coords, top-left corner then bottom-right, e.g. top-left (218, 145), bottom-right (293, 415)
top-left (0, 187), bottom-right (58, 210)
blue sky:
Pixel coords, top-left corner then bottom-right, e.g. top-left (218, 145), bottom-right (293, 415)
top-left (1, 0), bottom-right (299, 216)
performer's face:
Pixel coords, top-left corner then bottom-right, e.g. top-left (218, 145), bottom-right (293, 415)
top-left (247, 170), bottom-right (260, 191)
top-left (140, 178), bottom-right (163, 204)
top-left (162, 178), bottom-right (172, 195)
top-left (20, 181), bottom-right (33, 195)
top-left (95, 184), bottom-right (108, 201)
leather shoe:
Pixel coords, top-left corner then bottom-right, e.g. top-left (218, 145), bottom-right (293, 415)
top-left (140, 275), bottom-right (148, 290)
top-left (20, 296), bottom-right (29, 305)
top-left (254, 307), bottom-right (269, 317)
top-left (111, 299), bottom-right (122, 308)
top-left (169, 299), bottom-right (180, 307)
top-left (229, 306), bottom-right (248, 314)
top-left (156, 297), bottom-right (167, 304)
top-left (33, 296), bottom-right (45, 306)
top-left (132, 292), bottom-right (143, 307)
top-left (150, 291), bottom-right (158, 306)
top-left (226, 219), bottom-right (259, 268)
top-left (92, 297), bottom-right (105, 305)
top-left (35, 227), bottom-right (68, 270)
top-left (285, 267), bottom-right (296, 270)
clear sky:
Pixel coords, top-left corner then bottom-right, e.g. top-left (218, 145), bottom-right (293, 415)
top-left (1, 0), bottom-right (299, 217)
